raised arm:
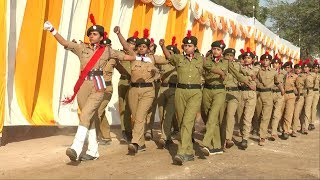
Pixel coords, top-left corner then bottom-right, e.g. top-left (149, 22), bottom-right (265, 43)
top-left (159, 39), bottom-right (172, 60)
top-left (44, 21), bottom-right (68, 47)
top-left (114, 26), bottom-right (136, 56)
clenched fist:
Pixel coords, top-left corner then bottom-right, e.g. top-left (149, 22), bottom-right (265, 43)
top-left (159, 39), bottom-right (165, 47)
top-left (44, 21), bottom-right (54, 31)
top-left (114, 26), bottom-right (120, 34)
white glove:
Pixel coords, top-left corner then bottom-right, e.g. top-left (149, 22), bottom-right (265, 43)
top-left (44, 21), bottom-right (54, 31)
top-left (44, 21), bottom-right (57, 35)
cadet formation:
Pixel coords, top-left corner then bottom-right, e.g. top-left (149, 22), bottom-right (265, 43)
top-left (43, 15), bottom-right (319, 165)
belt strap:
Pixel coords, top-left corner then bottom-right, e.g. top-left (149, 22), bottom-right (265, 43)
top-left (177, 83), bottom-right (202, 89)
top-left (130, 82), bottom-right (153, 88)
top-left (272, 89), bottom-right (281, 93)
top-left (204, 84), bottom-right (225, 89)
top-left (240, 86), bottom-right (254, 91)
top-left (285, 90), bottom-right (294, 94)
top-left (226, 87), bottom-right (239, 91)
top-left (314, 88), bottom-right (319, 91)
top-left (161, 83), bottom-right (177, 88)
top-left (257, 88), bottom-right (272, 92)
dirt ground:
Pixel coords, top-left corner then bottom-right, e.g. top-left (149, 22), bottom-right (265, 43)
top-left (0, 119), bottom-right (319, 179)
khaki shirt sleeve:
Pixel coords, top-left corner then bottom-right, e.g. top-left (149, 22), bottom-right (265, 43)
top-left (114, 50), bottom-right (125, 61)
top-left (168, 54), bottom-right (180, 66)
top-left (228, 62), bottom-right (247, 83)
top-left (65, 41), bottom-right (84, 57)
top-left (153, 55), bottom-right (169, 65)
top-left (203, 57), bottom-right (213, 71)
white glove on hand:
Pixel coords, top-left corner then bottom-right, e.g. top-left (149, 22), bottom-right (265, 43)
top-left (44, 21), bottom-right (57, 35)
top-left (44, 21), bottom-right (54, 31)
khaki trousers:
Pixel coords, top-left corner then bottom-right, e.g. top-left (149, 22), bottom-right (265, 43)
top-left (158, 86), bottom-right (176, 140)
top-left (118, 80), bottom-right (132, 131)
top-left (77, 81), bottom-right (104, 130)
top-left (282, 93), bottom-right (296, 133)
top-left (270, 92), bottom-right (284, 135)
top-left (302, 90), bottom-right (315, 130)
top-left (129, 86), bottom-right (155, 146)
top-left (311, 91), bottom-right (319, 124)
top-left (175, 88), bottom-right (202, 155)
top-left (237, 90), bottom-right (257, 140)
top-left (201, 88), bottom-right (226, 149)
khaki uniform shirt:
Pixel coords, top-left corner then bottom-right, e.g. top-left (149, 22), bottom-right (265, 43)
top-left (159, 63), bottom-right (178, 84)
top-left (66, 42), bottom-right (117, 92)
top-left (223, 61), bottom-right (243, 88)
top-left (314, 73), bottom-right (320, 89)
top-left (295, 73), bottom-right (306, 94)
top-left (130, 54), bottom-right (167, 83)
top-left (304, 72), bottom-right (316, 88)
top-left (115, 50), bottom-right (132, 77)
top-left (284, 72), bottom-right (298, 92)
top-left (239, 65), bottom-right (259, 87)
top-left (169, 54), bottom-right (203, 84)
top-left (256, 67), bottom-right (279, 89)
top-left (203, 58), bottom-right (247, 85)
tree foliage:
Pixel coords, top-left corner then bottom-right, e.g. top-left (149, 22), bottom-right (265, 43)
top-left (266, 0), bottom-right (320, 59)
top-left (210, 0), bottom-right (269, 23)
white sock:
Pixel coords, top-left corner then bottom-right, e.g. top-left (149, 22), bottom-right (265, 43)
top-left (70, 125), bottom-right (88, 159)
top-left (86, 128), bottom-right (99, 158)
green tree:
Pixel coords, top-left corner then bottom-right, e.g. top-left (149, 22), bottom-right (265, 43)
top-left (266, 0), bottom-right (320, 59)
top-left (210, 0), bottom-right (269, 23)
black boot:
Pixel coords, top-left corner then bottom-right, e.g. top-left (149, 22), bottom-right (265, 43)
top-left (240, 139), bottom-right (248, 150)
top-left (120, 131), bottom-right (128, 144)
top-left (126, 130), bottom-right (133, 143)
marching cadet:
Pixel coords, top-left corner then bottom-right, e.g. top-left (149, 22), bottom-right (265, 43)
top-left (114, 27), bottom-right (167, 154)
top-left (115, 32), bottom-right (139, 144)
top-left (43, 15), bottom-right (117, 161)
top-left (269, 54), bottom-right (286, 141)
top-left (145, 39), bottom-right (161, 141)
top-left (237, 48), bottom-right (258, 150)
top-left (256, 52), bottom-right (284, 146)
top-left (310, 60), bottom-right (319, 130)
top-left (96, 34), bottom-right (132, 146)
top-left (292, 61), bottom-right (305, 136)
top-left (201, 41), bottom-right (251, 156)
top-left (235, 52), bottom-right (245, 137)
top-left (117, 31), bottom-right (139, 144)
top-left (301, 59), bottom-right (316, 134)
top-left (219, 48), bottom-right (243, 149)
top-left (160, 31), bottom-right (203, 165)
top-left (281, 60), bottom-right (298, 139)
top-left (158, 37), bottom-right (180, 148)
top-left (252, 59), bottom-right (262, 136)
top-left (95, 34), bottom-right (113, 146)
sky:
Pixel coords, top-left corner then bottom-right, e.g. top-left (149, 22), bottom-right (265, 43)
top-left (259, 0), bottom-right (296, 26)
